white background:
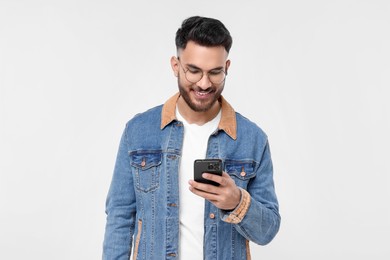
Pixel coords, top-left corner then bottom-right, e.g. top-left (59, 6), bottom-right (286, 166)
top-left (1, 0), bottom-right (389, 259)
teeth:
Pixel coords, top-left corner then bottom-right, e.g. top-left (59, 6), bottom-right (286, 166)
top-left (196, 91), bottom-right (211, 96)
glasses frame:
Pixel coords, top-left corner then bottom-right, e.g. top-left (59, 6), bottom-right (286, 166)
top-left (177, 57), bottom-right (227, 85)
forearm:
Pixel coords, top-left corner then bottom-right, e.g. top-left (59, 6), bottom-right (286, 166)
top-left (103, 207), bottom-right (135, 259)
top-left (103, 126), bottom-right (136, 259)
top-left (235, 195), bottom-right (280, 245)
top-left (221, 140), bottom-right (280, 245)
top-left (220, 189), bottom-right (280, 245)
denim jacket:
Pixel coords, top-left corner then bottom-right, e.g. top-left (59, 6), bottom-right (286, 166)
top-left (103, 93), bottom-right (280, 260)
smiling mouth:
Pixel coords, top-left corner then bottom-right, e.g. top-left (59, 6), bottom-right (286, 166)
top-left (193, 89), bottom-right (213, 98)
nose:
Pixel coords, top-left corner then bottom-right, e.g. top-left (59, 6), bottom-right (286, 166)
top-left (196, 73), bottom-right (212, 90)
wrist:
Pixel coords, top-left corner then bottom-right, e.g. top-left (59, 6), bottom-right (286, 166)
top-left (222, 188), bottom-right (242, 211)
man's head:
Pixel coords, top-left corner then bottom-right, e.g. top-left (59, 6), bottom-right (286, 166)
top-left (171, 16), bottom-right (232, 114)
top-left (175, 16), bottom-right (233, 54)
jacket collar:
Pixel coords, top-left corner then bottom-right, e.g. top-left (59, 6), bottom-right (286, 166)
top-left (160, 93), bottom-right (237, 140)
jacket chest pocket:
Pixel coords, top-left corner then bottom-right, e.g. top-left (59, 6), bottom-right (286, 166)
top-left (224, 160), bottom-right (257, 188)
top-left (130, 150), bottom-right (162, 193)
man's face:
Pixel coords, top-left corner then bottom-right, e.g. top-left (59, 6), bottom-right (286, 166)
top-left (171, 41), bottom-right (230, 112)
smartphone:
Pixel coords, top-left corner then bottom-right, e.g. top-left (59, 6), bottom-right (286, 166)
top-left (194, 159), bottom-right (223, 186)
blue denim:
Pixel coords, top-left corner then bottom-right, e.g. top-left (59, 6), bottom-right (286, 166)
top-left (103, 94), bottom-right (280, 260)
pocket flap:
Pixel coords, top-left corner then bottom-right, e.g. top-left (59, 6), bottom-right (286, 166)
top-left (130, 150), bottom-right (162, 170)
top-left (224, 160), bottom-right (257, 180)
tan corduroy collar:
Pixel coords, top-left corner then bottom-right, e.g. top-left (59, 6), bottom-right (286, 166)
top-left (160, 93), bottom-right (237, 140)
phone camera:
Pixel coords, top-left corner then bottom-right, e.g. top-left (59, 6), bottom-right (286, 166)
top-left (208, 163), bottom-right (220, 171)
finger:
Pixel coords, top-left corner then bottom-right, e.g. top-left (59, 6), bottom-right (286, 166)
top-left (189, 180), bottom-right (219, 194)
top-left (202, 173), bottom-right (224, 185)
top-left (203, 172), bottom-right (230, 186)
top-left (189, 185), bottom-right (219, 201)
top-left (221, 171), bottom-right (231, 178)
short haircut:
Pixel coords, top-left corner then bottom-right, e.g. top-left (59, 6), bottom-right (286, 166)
top-left (175, 16), bottom-right (233, 53)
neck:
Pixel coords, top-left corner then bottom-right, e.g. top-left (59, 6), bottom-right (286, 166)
top-left (177, 96), bottom-right (220, 125)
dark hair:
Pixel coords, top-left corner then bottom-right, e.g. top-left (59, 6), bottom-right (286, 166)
top-left (175, 16), bottom-right (233, 53)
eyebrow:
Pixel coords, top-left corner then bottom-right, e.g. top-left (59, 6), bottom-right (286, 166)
top-left (186, 63), bottom-right (224, 71)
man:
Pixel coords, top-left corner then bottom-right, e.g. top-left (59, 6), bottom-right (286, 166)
top-left (103, 16), bottom-right (280, 260)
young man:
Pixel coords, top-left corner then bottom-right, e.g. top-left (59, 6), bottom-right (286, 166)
top-left (103, 16), bottom-right (280, 260)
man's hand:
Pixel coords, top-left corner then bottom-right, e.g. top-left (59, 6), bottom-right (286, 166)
top-left (189, 172), bottom-right (241, 210)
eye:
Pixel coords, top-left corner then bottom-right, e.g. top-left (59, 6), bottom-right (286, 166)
top-left (188, 68), bottom-right (202, 74)
top-left (209, 70), bottom-right (223, 75)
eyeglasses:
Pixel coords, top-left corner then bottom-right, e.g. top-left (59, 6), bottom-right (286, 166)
top-left (177, 58), bottom-right (227, 85)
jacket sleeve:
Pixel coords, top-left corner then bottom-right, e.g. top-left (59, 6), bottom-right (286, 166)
top-left (220, 140), bottom-right (281, 245)
top-left (103, 125), bottom-right (137, 259)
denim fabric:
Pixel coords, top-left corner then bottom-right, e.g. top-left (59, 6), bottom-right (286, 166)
top-left (103, 95), bottom-right (280, 260)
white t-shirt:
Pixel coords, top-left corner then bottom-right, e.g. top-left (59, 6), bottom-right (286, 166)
top-left (176, 107), bottom-right (221, 260)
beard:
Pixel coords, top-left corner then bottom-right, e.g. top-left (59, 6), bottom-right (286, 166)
top-left (178, 76), bottom-right (224, 112)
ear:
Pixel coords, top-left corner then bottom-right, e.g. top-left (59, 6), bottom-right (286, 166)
top-left (225, 59), bottom-right (231, 75)
top-left (170, 56), bottom-right (179, 77)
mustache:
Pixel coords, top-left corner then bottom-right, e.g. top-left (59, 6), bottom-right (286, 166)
top-left (192, 86), bottom-right (215, 93)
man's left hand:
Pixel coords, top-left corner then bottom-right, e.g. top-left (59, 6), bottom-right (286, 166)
top-left (189, 172), bottom-right (241, 211)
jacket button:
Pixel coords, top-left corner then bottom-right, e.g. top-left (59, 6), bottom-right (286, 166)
top-left (141, 159), bottom-right (146, 167)
top-left (209, 213), bottom-right (215, 219)
top-left (240, 171), bottom-right (246, 177)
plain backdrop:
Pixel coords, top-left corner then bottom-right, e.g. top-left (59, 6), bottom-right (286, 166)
top-left (1, 0), bottom-right (389, 259)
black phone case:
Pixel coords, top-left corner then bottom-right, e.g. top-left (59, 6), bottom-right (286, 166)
top-left (194, 159), bottom-right (222, 186)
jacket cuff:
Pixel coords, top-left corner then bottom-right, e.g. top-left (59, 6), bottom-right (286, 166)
top-left (221, 188), bottom-right (251, 224)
